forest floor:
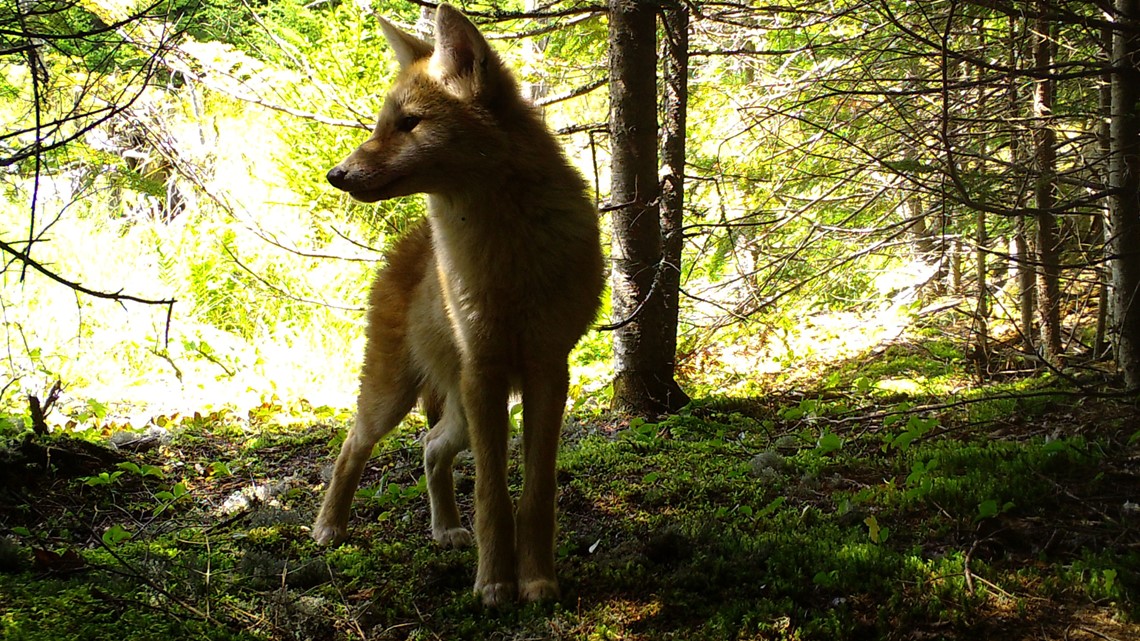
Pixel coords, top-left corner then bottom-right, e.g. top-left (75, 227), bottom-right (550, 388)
top-left (1, 321), bottom-right (1139, 640)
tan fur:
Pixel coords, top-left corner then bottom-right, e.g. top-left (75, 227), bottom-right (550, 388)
top-left (312, 4), bottom-right (604, 606)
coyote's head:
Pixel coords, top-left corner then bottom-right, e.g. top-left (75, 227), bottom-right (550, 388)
top-left (326, 4), bottom-right (519, 202)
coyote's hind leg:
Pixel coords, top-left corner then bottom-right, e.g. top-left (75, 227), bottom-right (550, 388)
top-left (424, 390), bottom-right (472, 548)
top-left (313, 373), bottom-right (417, 546)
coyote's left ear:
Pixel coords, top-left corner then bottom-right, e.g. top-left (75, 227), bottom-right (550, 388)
top-left (430, 4), bottom-right (496, 91)
top-left (378, 17), bottom-right (433, 69)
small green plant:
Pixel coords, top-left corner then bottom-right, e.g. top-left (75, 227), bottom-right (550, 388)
top-left (101, 524), bottom-right (132, 548)
top-left (883, 414), bottom-right (938, 452)
top-left (904, 458), bottom-right (938, 500)
top-left (974, 498), bottom-right (1014, 522)
top-left (816, 430), bottom-right (843, 455)
top-left (779, 398), bottom-right (820, 421)
top-left (74, 399), bottom-right (109, 426)
top-left (80, 471), bottom-right (123, 487)
top-left (357, 475), bottom-right (426, 512)
top-left (152, 482), bottom-right (189, 516)
top-left (622, 417), bottom-right (661, 443)
top-left (864, 515), bottom-right (890, 543)
top-left (207, 461), bottom-right (233, 477)
top-left (117, 461), bottom-right (165, 479)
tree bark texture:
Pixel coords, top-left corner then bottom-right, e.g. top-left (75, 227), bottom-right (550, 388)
top-left (657, 5), bottom-right (691, 409)
top-left (608, 0), bottom-right (688, 414)
top-left (1033, 4), bottom-right (1064, 364)
top-left (1008, 15), bottom-right (1036, 353)
top-left (1014, 215), bottom-right (1036, 350)
top-left (1095, 23), bottom-right (1114, 358)
top-left (1110, 0), bottom-right (1140, 390)
top-left (973, 18), bottom-right (989, 372)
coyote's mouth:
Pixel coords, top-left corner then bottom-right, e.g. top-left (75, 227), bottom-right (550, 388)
top-left (348, 189), bottom-right (386, 203)
top-left (347, 175), bottom-right (406, 202)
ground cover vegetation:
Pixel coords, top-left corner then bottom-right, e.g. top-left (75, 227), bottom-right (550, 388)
top-left (2, 0), bottom-right (1139, 639)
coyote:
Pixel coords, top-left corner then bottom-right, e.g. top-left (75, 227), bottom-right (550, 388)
top-left (312, 4), bottom-right (604, 606)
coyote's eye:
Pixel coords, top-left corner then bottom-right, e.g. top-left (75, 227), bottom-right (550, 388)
top-left (397, 115), bottom-right (421, 132)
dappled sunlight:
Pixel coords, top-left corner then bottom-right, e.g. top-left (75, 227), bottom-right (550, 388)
top-left (877, 376), bottom-right (939, 396)
top-left (692, 298), bottom-right (918, 393)
top-left (1, 80), bottom-right (378, 427)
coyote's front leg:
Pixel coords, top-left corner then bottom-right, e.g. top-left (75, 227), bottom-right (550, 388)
top-left (515, 361), bottom-right (569, 602)
top-left (462, 364), bottom-right (517, 606)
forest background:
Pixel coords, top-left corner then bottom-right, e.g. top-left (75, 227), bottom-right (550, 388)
top-left (2, 0), bottom-right (1140, 640)
top-left (4, 0), bottom-right (1140, 423)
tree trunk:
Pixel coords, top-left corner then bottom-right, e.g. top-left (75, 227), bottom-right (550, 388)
top-left (1015, 215), bottom-right (1036, 351)
top-left (608, 0), bottom-right (688, 413)
top-left (973, 17), bottom-right (989, 374)
top-left (1095, 23), bottom-right (1113, 359)
top-left (1009, 14), bottom-right (1036, 354)
top-left (1033, 3), bottom-right (1064, 364)
top-left (524, 0), bottom-right (550, 103)
top-left (906, 193), bottom-right (937, 259)
top-left (975, 206), bottom-right (988, 368)
top-left (950, 239), bottom-right (962, 294)
top-left (658, 4), bottom-right (691, 408)
top-left (1109, 0), bottom-right (1140, 390)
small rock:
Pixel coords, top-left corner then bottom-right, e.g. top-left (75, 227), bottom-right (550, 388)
top-left (750, 451), bottom-right (786, 476)
top-left (109, 426), bottom-right (172, 452)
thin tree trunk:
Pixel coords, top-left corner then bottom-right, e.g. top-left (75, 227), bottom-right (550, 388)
top-left (1095, 23), bottom-right (1113, 358)
top-left (1014, 216), bottom-right (1036, 348)
top-left (975, 207), bottom-right (988, 366)
top-left (1033, 3), bottom-right (1064, 364)
top-left (659, 4), bottom-right (691, 408)
top-left (973, 18), bottom-right (989, 374)
top-left (1109, 0), bottom-right (1140, 390)
top-left (907, 193), bottom-right (937, 258)
top-left (524, 0), bottom-right (549, 103)
top-left (1009, 14), bottom-right (1036, 354)
top-left (608, 0), bottom-right (688, 414)
top-left (950, 239), bottom-right (963, 294)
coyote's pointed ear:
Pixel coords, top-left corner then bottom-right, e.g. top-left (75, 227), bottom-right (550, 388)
top-left (378, 17), bottom-right (433, 69)
top-left (430, 4), bottom-right (492, 83)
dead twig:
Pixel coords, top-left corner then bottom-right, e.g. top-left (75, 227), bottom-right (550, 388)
top-left (27, 379), bottom-right (61, 436)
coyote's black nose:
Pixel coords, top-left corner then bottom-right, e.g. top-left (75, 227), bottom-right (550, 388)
top-left (326, 165), bottom-right (348, 189)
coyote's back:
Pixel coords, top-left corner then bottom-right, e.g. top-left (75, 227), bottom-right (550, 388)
top-left (313, 4), bottom-right (604, 606)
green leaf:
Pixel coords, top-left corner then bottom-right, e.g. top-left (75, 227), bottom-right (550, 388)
top-left (758, 496), bottom-right (786, 517)
top-left (140, 464), bottom-right (165, 479)
top-left (865, 515), bottom-right (888, 543)
top-left (779, 406), bottom-right (804, 421)
top-left (976, 499), bottom-right (999, 520)
top-left (1103, 568), bottom-right (1117, 591)
top-left (86, 399), bottom-right (108, 420)
top-left (816, 432), bottom-right (842, 454)
top-left (171, 482), bottom-right (188, 499)
top-left (102, 524), bottom-right (132, 547)
top-left (82, 471), bottom-right (123, 486)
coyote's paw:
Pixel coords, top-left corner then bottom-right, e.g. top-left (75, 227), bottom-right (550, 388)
top-left (475, 582), bottom-right (517, 607)
top-left (311, 521), bottom-right (347, 546)
top-left (519, 578), bottom-right (559, 603)
top-left (433, 527), bottom-right (474, 548)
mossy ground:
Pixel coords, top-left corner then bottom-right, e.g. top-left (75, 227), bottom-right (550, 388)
top-left (2, 333), bottom-right (1138, 640)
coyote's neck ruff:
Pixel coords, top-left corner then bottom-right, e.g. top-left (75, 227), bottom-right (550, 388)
top-left (314, 4), bottom-right (604, 607)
